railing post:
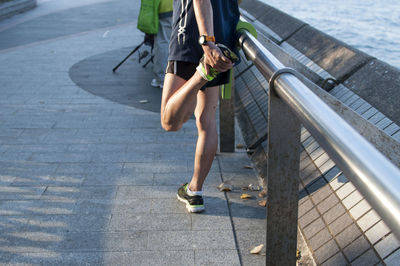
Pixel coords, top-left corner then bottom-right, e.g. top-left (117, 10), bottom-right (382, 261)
top-left (266, 84), bottom-right (300, 265)
top-left (219, 80), bottom-right (235, 152)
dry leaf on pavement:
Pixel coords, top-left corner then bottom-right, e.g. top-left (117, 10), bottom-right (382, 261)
top-left (258, 190), bottom-right (267, 198)
top-left (240, 193), bottom-right (252, 199)
top-left (236, 143), bottom-right (244, 149)
top-left (217, 182), bottom-right (233, 192)
top-left (258, 200), bottom-right (267, 207)
top-left (248, 184), bottom-right (260, 191)
top-left (250, 244), bottom-right (264, 254)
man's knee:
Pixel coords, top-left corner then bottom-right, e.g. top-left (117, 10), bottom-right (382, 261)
top-left (161, 120), bottom-right (182, 132)
top-left (195, 112), bottom-right (216, 132)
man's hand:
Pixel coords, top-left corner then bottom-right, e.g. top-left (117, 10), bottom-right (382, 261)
top-left (202, 43), bottom-right (234, 75)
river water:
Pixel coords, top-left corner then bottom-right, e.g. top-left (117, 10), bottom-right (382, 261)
top-left (260, 0), bottom-right (400, 69)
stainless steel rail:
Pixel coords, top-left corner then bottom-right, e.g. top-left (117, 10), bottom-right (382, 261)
top-left (238, 30), bottom-right (400, 243)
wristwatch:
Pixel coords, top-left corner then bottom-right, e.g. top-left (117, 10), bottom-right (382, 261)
top-left (198, 35), bottom-right (215, 45)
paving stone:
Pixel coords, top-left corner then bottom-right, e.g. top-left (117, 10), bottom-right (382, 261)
top-left (313, 239), bottom-right (340, 264)
top-left (343, 235), bottom-right (371, 262)
top-left (30, 152), bottom-right (93, 163)
top-left (349, 198), bottom-right (372, 220)
top-left (316, 193), bottom-right (340, 214)
top-left (321, 251), bottom-right (348, 266)
top-left (342, 190), bottom-right (363, 210)
top-left (308, 228), bottom-right (332, 251)
top-left (329, 174), bottom-right (347, 191)
top-left (57, 231), bottom-right (148, 251)
top-left (195, 249), bottom-right (240, 266)
top-left (240, 255), bottom-right (266, 266)
top-left (27, 214), bottom-right (112, 232)
top-left (83, 172), bottom-right (154, 186)
top-left (357, 209), bottom-right (380, 231)
top-left (374, 233), bottom-right (400, 259)
top-left (0, 215), bottom-right (31, 233)
top-left (310, 182), bottom-right (333, 205)
top-left (108, 213), bottom-right (191, 231)
top-left (322, 203), bottom-right (346, 225)
top-left (153, 171), bottom-right (221, 186)
top-left (148, 230), bottom-right (236, 250)
top-left (335, 223), bottom-right (362, 249)
top-left (0, 186), bottom-right (47, 200)
top-left (41, 186), bottom-right (117, 200)
top-left (384, 248), bottom-right (400, 266)
top-left (335, 181), bottom-right (356, 200)
top-left (303, 218), bottom-right (325, 239)
top-left (319, 159), bottom-right (336, 175)
top-left (0, 199), bottom-right (75, 216)
top-left (351, 248), bottom-right (381, 265)
top-left (299, 207), bottom-right (320, 229)
top-left (305, 177), bottom-right (327, 196)
top-left (116, 185), bottom-right (177, 199)
top-left (123, 162), bottom-right (188, 174)
top-left (298, 198), bottom-right (314, 218)
top-left (103, 250), bottom-right (194, 266)
top-left (328, 213), bottom-right (354, 236)
top-left (234, 229), bottom-right (266, 255)
top-left (75, 198), bottom-right (152, 215)
top-left (191, 213), bottom-right (232, 231)
top-left (366, 220), bottom-right (392, 244)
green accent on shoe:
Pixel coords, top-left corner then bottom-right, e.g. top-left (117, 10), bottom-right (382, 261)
top-left (196, 44), bottom-right (238, 82)
top-left (177, 183), bottom-right (205, 213)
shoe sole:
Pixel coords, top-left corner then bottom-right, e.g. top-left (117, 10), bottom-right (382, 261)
top-left (177, 194), bottom-right (205, 213)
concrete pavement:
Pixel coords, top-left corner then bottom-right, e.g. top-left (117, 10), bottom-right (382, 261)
top-left (0, 0), bottom-right (276, 265)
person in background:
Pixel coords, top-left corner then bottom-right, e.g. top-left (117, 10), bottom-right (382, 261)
top-left (160, 0), bottom-right (240, 212)
top-left (150, 0), bottom-right (173, 88)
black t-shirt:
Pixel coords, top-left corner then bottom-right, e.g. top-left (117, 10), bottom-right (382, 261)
top-left (168, 0), bottom-right (240, 63)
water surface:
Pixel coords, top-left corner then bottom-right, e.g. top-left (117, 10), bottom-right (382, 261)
top-left (260, 0), bottom-right (400, 69)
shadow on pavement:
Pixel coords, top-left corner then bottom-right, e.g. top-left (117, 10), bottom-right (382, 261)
top-left (69, 46), bottom-right (162, 113)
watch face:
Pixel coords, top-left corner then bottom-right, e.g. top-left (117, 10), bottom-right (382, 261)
top-left (198, 35), bottom-right (206, 45)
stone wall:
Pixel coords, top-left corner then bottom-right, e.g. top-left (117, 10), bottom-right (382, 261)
top-left (234, 0), bottom-right (400, 264)
top-left (0, 0), bottom-right (36, 21)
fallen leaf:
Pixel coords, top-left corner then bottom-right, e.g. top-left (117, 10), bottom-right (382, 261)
top-left (297, 249), bottom-right (301, 260)
top-left (248, 184), bottom-right (260, 191)
top-left (240, 193), bottom-right (252, 199)
top-left (139, 100), bottom-right (148, 104)
top-left (243, 165), bottom-right (253, 169)
top-left (250, 244), bottom-right (264, 254)
top-left (258, 200), bottom-right (267, 207)
top-left (258, 191), bottom-right (267, 198)
top-left (217, 182), bottom-right (233, 192)
top-left (236, 143), bottom-right (244, 149)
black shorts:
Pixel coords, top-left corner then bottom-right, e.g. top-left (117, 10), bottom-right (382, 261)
top-left (165, 60), bottom-right (230, 88)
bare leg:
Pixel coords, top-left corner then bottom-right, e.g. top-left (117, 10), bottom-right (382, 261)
top-left (161, 71), bottom-right (208, 131)
top-left (188, 86), bottom-right (219, 192)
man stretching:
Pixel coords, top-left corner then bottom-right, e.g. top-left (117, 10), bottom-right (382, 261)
top-left (160, 0), bottom-right (240, 212)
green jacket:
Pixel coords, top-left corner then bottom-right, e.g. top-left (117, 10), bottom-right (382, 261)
top-left (159, 0), bottom-right (173, 14)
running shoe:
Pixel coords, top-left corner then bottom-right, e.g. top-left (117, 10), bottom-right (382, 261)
top-left (196, 43), bottom-right (239, 81)
top-left (177, 183), bottom-right (205, 213)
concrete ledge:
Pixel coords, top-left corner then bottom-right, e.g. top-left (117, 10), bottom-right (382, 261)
top-left (0, 0), bottom-right (36, 21)
top-left (256, 4), bottom-right (306, 43)
top-left (240, 0), bottom-right (269, 20)
top-left (344, 59), bottom-right (400, 126)
top-left (285, 25), bottom-right (373, 81)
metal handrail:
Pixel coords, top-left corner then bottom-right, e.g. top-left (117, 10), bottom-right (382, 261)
top-left (237, 30), bottom-right (400, 240)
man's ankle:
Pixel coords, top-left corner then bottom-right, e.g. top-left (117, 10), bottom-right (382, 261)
top-left (188, 183), bottom-right (203, 193)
